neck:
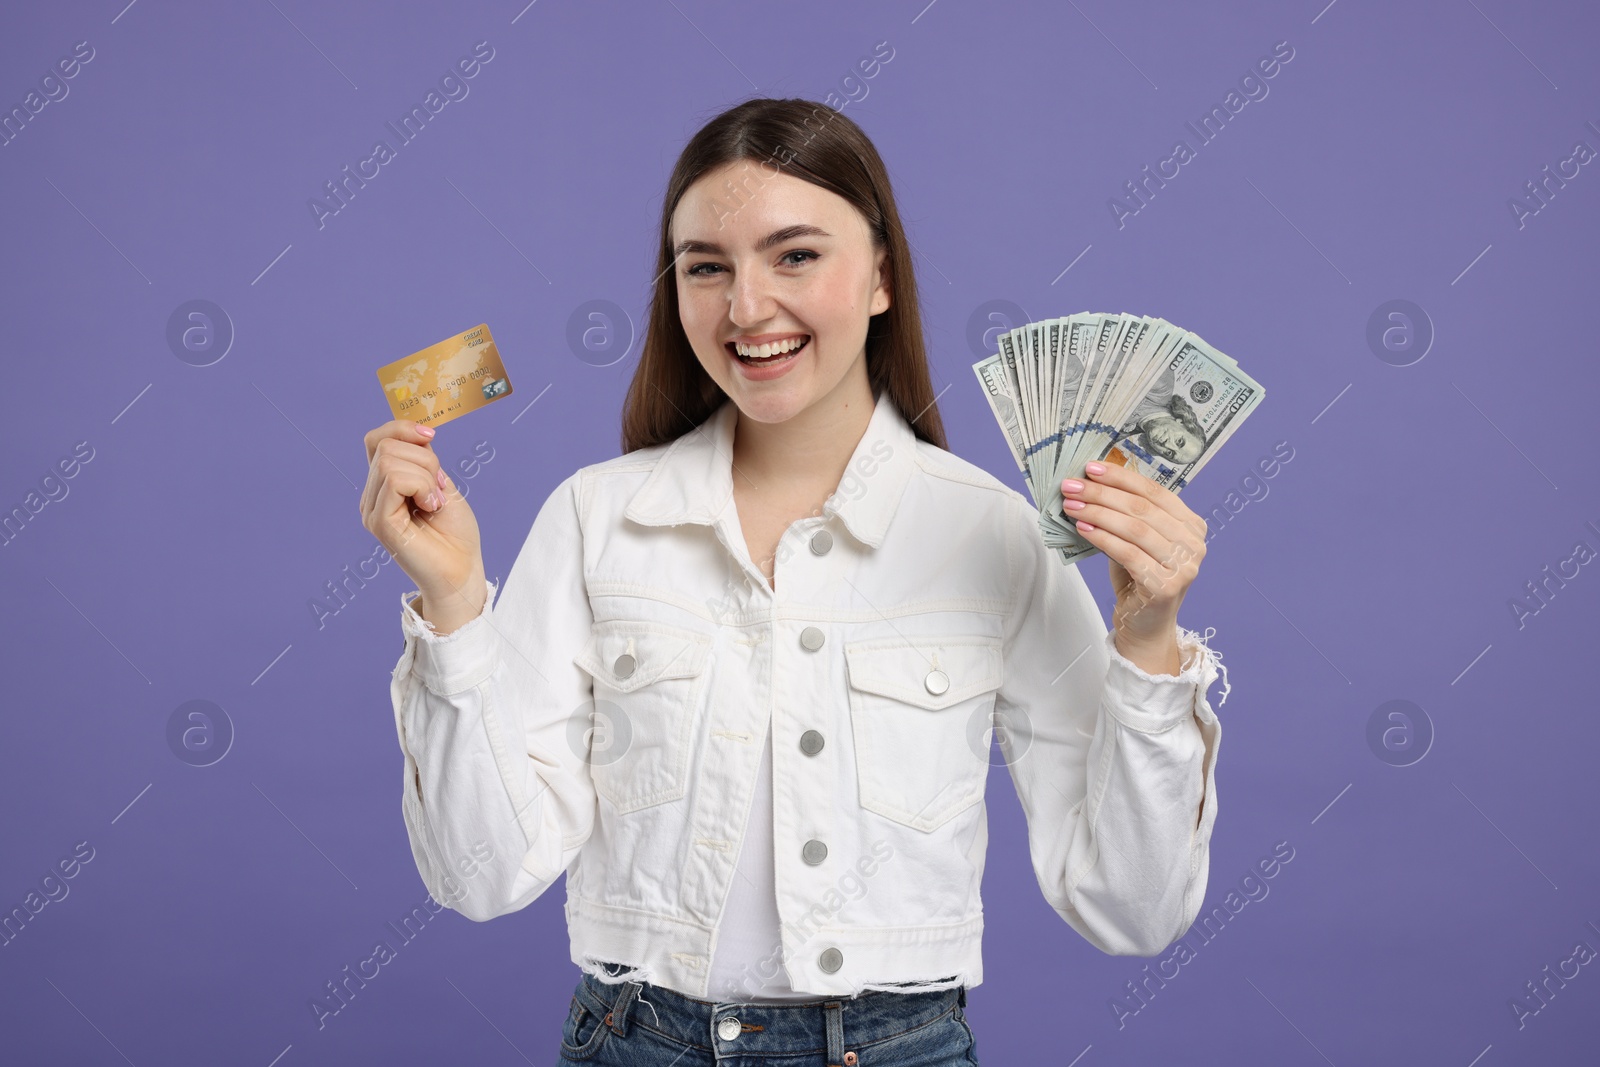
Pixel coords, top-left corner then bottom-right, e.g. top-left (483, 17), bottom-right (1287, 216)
top-left (730, 363), bottom-right (876, 495)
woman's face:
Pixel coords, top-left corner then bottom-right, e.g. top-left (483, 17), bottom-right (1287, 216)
top-left (670, 160), bottom-right (891, 427)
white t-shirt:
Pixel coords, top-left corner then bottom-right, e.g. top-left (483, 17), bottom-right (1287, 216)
top-left (705, 728), bottom-right (822, 1001)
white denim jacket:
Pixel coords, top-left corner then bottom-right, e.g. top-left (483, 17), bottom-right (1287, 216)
top-left (388, 388), bottom-right (1228, 997)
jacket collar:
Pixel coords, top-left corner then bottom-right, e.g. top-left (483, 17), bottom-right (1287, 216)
top-left (624, 388), bottom-right (918, 548)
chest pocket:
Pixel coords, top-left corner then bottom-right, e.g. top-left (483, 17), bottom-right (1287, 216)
top-left (573, 620), bottom-right (713, 814)
top-left (844, 635), bottom-right (1004, 832)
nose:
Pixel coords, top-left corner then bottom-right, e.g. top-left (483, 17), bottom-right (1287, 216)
top-left (728, 264), bottom-right (779, 328)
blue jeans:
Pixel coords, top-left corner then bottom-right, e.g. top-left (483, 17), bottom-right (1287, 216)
top-left (556, 967), bottom-right (981, 1066)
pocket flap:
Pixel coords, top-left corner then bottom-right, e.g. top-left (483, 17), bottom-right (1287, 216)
top-left (845, 636), bottom-right (1003, 710)
top-left (574, 620), bottom-right (712, 692)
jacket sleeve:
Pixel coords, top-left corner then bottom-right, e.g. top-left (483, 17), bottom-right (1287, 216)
top-left (995, 493), bottom-right (1227, 956)
top-left (387, 470), bottom-right (597, 921)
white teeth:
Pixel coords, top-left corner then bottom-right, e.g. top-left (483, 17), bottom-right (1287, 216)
top-left (735, 336), bottom-right (806, 358)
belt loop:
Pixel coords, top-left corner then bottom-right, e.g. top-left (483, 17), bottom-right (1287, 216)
top-left (823, 1000), bottom-right (845, 1066)
top-left (605, 980), bottom-right (642, 1037)
top-left (958, 985), bottom-right (967, 1009)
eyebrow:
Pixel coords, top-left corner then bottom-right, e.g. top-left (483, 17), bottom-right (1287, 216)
top-left (672, 223), bottom-right (833, 258)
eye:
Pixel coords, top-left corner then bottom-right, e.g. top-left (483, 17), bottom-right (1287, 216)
top-left (780, 249), bottom-right (818, 267)
top-left (684, 262), bottom-right (722, 277)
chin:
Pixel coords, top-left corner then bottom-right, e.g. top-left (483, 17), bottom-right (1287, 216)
top-left (727, 389), bottom-right (811, 426)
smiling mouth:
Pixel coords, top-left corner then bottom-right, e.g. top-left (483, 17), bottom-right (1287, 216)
top-left (727, 336), bottom-right (810, 365)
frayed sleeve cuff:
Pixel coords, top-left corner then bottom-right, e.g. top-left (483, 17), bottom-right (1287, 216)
top-left (399, 579), bottom-right (501, 694)
top-left (1102, 624), bottom-right (1230, 732)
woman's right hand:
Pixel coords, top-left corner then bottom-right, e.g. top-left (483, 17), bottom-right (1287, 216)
top-left (360, 420), bottom-right (487, 626)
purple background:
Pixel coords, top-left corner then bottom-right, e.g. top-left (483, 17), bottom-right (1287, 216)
top-left (3, 0), bottom-right (1597, 1063)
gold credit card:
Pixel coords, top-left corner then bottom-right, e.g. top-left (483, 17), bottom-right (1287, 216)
top-left (376, 323), bottom-right (513, 428)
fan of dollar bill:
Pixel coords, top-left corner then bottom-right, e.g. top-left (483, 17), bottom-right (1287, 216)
top-left (972, 312), bottom-right (1265, 566)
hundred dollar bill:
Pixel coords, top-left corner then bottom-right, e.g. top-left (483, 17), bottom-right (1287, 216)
top-left (972, 355), bottom-right (1029, 479)
top-left (971, 312), bottom-right (1266, 566)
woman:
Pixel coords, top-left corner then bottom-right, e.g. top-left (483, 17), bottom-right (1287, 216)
top-left (361, 97), bottom-right (1226, 1067)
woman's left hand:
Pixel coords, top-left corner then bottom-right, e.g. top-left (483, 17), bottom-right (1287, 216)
top-left (1061, 456), bottom-right (1207, 673)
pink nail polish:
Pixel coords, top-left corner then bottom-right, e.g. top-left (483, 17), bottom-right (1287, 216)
top-left (418, 424), bottom-right (435, 438)
top-left (1063, 498), bottom-right (1085, 510)
top-left (1085, 461), bottom-right (1106, 475)
top-left (1062, 478), bottom-right (1084, 493)
top-left (1078, 520), bottom-right (1097, 532)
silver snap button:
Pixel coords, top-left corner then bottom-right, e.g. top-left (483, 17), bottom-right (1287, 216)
top-left (800, 626), bottom-right (825, 651)
top-left (819, 947), bottom-right (843, 973)
top-left (613, 653), bottom-right (636, 679)
top-left (809, 529), bottom-right (833, 556)
top-left (802, 838), bottom-right (828, 865)
top-left (924, 669), bottom-right (949, 696)
top-left (799, 729), bottom-right (825, 756)
top-left (717, 1016), bottom-right (741, 1041)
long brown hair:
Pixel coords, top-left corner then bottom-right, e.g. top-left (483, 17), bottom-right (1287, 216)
top-left (620, 97), bottom-right (947, 454)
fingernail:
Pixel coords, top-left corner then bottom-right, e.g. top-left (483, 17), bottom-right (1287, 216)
top-left (1085, 461), bottom-right (1106, 475)
top-left (436, 467), bottom-right (447, 491)
top-left (428, 491), bottom-right (440, 509)
top-left (1062, 478), bottom-right (1084, 493)
top-left (418, 424), bottom-right (435, 438)
top-left (1078, 520), bottom-right (1097, 531)
top-left (1063, 498), bottom-right (1085, 510)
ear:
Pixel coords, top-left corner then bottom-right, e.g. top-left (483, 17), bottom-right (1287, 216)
top-left (868, 245), bottom-right (892, 316)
